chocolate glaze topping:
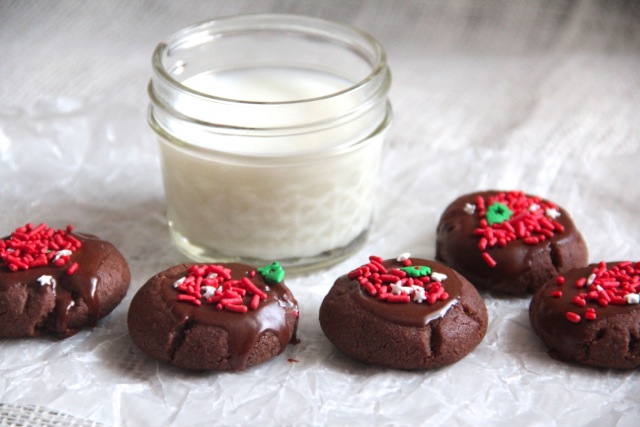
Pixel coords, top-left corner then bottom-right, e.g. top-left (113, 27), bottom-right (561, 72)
top-left (343, 258), bottom-right (461, 327)
top-left (158, 263), bottom-right (298, 371)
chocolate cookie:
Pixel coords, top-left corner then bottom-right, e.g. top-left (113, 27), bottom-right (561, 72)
top-left (530, 261), bottom-right (640, 369)
top-left (436, 190), bottom-right (588, 294)
top-left (127, 262), bottom-right (299, 371)
top-left (319, 254), bottom-right (488, 369)
top-left (0, 222), bottom-right (131, 338)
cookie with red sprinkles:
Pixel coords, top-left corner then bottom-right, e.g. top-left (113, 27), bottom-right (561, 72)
top-left (436, 190), bottom-right (588, 294)
top-left (0, 222), bottom-right (131, 338)
top-left (319, 254), bottom-right (488, 369)
top-left (127, 262), bottom-right (299, 371)
top-left (530, 261), bottom-right (640, 369)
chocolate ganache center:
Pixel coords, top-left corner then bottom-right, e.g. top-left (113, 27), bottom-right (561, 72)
top-left (345, 256), bottom-right (461, 327)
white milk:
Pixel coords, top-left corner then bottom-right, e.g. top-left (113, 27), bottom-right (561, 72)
top-left (149, 15), bottom-right (392, 269)
top-left (158, 67), bottom-right (387, 263)
top-left (183, 67), bottom-right (350, 103)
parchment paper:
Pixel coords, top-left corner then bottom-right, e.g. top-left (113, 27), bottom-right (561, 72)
top-left (1, 1), bottom-right (639, 426)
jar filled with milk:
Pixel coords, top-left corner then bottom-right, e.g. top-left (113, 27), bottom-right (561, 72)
top-left (148, 14), bottom-right (392, 271)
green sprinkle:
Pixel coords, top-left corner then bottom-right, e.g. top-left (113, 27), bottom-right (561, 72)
top-left (486, 202), bottom-right (513, 225)
top-left (400, 265), bottom-right (432, 278)
top-left (257, 262), bottom-right (285, 285)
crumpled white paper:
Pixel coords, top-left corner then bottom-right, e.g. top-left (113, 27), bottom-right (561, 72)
top-left (2, 1), bottom-right (640, 425)
top-left (1, 86), bottom-right (639, 426)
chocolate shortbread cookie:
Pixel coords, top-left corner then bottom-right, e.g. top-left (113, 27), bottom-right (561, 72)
top-left (0, 222), bottom-right (130, 338)
top-left (436, 190), bottom-right (588, 294)
top-left (319, 254), bottom-right (488, 369)
top-left (128, 262), bottom-right (299, 371)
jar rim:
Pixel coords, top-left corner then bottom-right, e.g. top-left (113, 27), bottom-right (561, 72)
top-left (151, 13), bottom-right (389, 106)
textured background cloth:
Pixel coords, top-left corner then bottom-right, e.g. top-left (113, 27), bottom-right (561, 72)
top-left (1, 1), bottom-right (640, 426)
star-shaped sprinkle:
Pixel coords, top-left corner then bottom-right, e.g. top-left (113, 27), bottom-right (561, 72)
top-left (413, 287), bottom-right (427, 303)
top-left (528, 203), bottom-right (540, 212)
top-left (37, 275), bottom-right (54, 286)
top-left (257, 261), bottom-right (285, 285)
top-left (431, 272), bottom-right (448, 282)
top-left (400, 265), bottom-right (432, 278)
top-left (486, 202), bottom-right (513, 226)
top-left (545, 208), bottom-right (561, 219)
top-left (201, 286), bottom-right (216, 299)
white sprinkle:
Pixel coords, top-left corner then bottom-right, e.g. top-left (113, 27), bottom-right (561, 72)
top-left (173, 277), bottom-right (185, 288)
top-left (397, 252), bottom-right (411, 262)
top-left (587, 273), bottom-right (596, 285)
top-left (596, 285), bottom-right (603, 292)
top-left (463, 203), bottom-right (476, 215)
top-left (390, 282), bottom-right (404, 294)
top-left (413, 287), bottom-right (426, 303)
top-left (431, 272), bottom-right (448, 282)
top-left (201, 286), bottom-right (216, 298)
top-left (528, 203), bottom-right (540, 212)
top-left (37, 275), bottom-right (54, 286)
top-left (545, 208), bottom-right (561, 219)
top-left (390, 281), bottom-right (413, 295)
top-left (624, 293), bottom-right (640, 304)
top-left (53, 249), bottom-right (72, 261)
top-left (205, 273), bottom-right (218, 279)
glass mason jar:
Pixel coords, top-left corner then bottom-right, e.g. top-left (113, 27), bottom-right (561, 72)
top-left (148, 14), bottom-right (392, 272)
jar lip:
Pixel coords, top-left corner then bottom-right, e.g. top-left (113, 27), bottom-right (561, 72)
top-left (151, 13), bottom-right (388, 106)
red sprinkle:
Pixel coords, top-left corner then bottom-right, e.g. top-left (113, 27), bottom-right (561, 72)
top-left (225, 304), bottom-right (249, 314)
top-left (481, 252), bottom-right (497, 268)
top-left (249, 294), bottom-right (261, 310)
top-left (370, 260), bottom-right (388, 273)
top-left (571, 296), bottom-right (586, 307)
top-left (566, 312), bottom-right (581, 323)
top-left (66, 262), bottom-right (79, 275)
top-left (385, 294), bottom-right (411, 303)
top-left (241, 277), bottom-right (268, 300)
top-left (177, 294), bottom-right (201, 305)
top-left (369, 255), bottom-right (384, 264)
